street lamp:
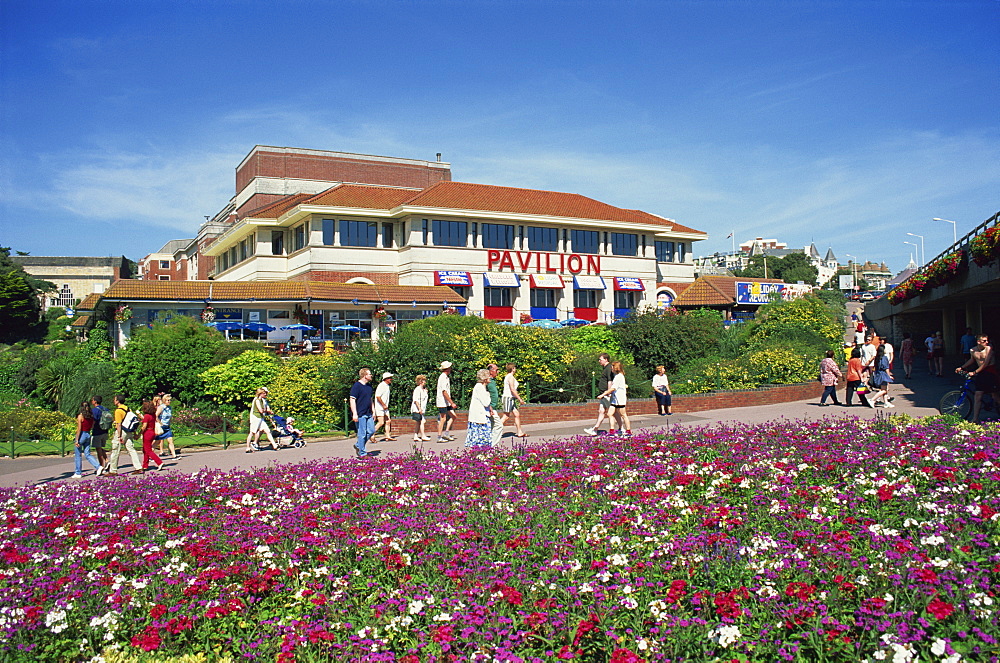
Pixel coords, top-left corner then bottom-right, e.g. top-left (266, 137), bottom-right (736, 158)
top-left (904, 241), bottom-right (919, 266)
top-left (906, 232), bottom-right (925, 265)
top-left (933, 218), bottom-right (958, 245)
top-left (845, 253), bottom-right (859, 291)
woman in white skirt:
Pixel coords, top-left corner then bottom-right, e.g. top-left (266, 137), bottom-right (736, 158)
top-left (246, 387), bottom-right (278, 453)
top-left (500, 363), bottom-right (527, 438)
top-left (410, 375), bottom-right (431, 442)
top-left (465, 369), bottom-right (495, 449)
top-left (598, 361), bottom-right (631, 437)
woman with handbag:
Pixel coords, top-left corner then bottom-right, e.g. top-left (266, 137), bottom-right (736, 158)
top-left (72, 401), bottom-right (101, 478)
top-left (154, 393), bottom-right (177, 459)
top-left (139, 401), bottom-right (164, 472)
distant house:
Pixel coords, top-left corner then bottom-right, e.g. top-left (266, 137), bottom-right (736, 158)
top-left (670, 275), bottom-right (791, 321)
top-left (138, 239), bottom-right (195, 281)
top-left (10, 256), bottom-right (132, 312)
top-left (694, 237), bottom-right (840, 285)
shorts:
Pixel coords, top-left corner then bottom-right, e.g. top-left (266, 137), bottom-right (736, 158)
top-left (411, 413), bottom-right (424, 422)
top-left (438, 406), bottom-right (455, 417)
top-left (974, 370), bottom-right (1000, 393)
top-left (598, 397), bottom-right (611, 409)
top-left (932, 349), bottom-right (945, 358)
top-left (249, 416), bottom-right (270, 435)
top-left (91, 431), bottom-right (108, 449)
top-left (501, 397), bottom-right (517, 413)
top-left (375, 410), bottom-right (389, 419)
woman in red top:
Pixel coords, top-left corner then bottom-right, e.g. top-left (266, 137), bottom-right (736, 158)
top-left (139, 401), bottom-right (164, 472)
top-left (73, 401), bottom-right (101, 478)
top-left (845, 348), bottom-right (871, 408)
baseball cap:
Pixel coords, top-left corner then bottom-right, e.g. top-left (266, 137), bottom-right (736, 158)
top-left (439, 361), bottom-right (452, 369)
top-left (382, 372), bottom-right (394, 379)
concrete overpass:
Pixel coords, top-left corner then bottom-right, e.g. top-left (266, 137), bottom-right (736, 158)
top-left (865, 211), bottom-right (999, 353)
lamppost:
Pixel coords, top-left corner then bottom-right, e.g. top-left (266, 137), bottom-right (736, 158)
top-left (904, 241), bottom-right (919, 266)
top-left (933, 218), bottom-right (958, 245)
top-left (906, 232), bottom-right (925, 265)
top-left (844, 253), bottom-right (859, 292)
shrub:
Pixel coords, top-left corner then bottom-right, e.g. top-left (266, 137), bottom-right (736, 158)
top-left (614, 309), bottom-right (722, 375)
top-left (565, 325), bottom-right (632, 362)
top-left (268, 355), bottom-right (342, 431)
top-left (115, 316), bottom-right (223, 403)
top-left (210, 340), bottom-right (269, 366)
top-left (0, 402), bottom-right (75, 440)
top-left (750, 295), bottom-right (842, 350)
top-left (671, 355), bottom-right (758, 394)
top-left (59, 360), bottom-right (117, 416)
top-left (745, 345), bottom-right (815, 384)
top-left (199, 350), bottom-right (280, 409)
top-left (170, 404), bottom-right (243, 435)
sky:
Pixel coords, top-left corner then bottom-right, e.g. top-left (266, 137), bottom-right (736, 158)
top-left (1, 0), bottom-right (998, 273)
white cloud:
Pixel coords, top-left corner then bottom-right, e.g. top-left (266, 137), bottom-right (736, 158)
top-left (45, 148), bottom-right (241, 233)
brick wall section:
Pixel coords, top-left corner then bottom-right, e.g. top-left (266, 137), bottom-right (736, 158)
top-left (294, 271), bottom-right (399, 285)
top-left (236, 151), bottom-right (451, 194)
top-left (431, 382), bottom-right (825, 431)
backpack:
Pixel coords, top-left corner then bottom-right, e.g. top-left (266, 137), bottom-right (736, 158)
top-left (120, 408), bottom-right (140, 433)
top-left (98, 406), bottom-right (113, 431)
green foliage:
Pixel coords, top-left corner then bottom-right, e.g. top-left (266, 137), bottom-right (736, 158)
top-left (0, 402), bottom-right (75, 439)
top-left (732, 252), bottom-right (818, 285)
top-left (210, 340), bottom-right (270, 366)
top-left (115, 316), bottom-right (223, 402)
top-left (33, 354), bottom-right (80, 407)
top-left (0, 349), bottom-right (25, 399)
top-left (0, 268), bottom-right (40, 344)
top-left (199, 350), bottom-right (280, 409)
top-left (565, 324), bottom-right (632, 362)
top-left (59, 360), bottom-right (117, 416)
top-left (744, 346), bottom-right (815, 384)
top-left (613, 309), bottom-right (722, 375)
top-left (268, 355), bottom-right (341, 430)
top-left (44, 308), bottom-right (74, 342)
top-left (81, 321), bottom-right (113, 361)
top-left (670, 356), bottom-right (757, 394)
top-left (452, 324), bottom-right (576, 403)
top-left (15, 345), bottom-right (57, 399)
top-left (750, 295), bottom-right (843, 350)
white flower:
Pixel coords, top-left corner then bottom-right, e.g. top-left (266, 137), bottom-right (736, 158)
top-left (931, 639), bottom-right (946, 656)
top-left (709, 624), bottom-right (742, 648)
top-left (407, 600), bottom-right (424, 615)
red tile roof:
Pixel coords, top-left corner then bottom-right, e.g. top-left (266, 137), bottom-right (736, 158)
top-left (240, 180), bottom-right (706, 234)
top-left (77, 293), bottom-right (102, 311)
top-left (96, 280), bottom-right (465, 305)
top-left (70, 314), bottom-right (90, 328)
top-left (671, 276), bottom-right (784, 308)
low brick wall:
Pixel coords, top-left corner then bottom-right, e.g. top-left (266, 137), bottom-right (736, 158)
top-left (430, 382), bottom-right (824, 431)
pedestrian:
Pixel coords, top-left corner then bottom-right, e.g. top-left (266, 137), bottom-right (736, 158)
top-left (882, 337), bottom-right (895, 368)
top-left (869, 344), bottom-right (894, 407)
top-left (860, 335), bottom-right (878, 377)
top-left (652, 365), bottom-right (673, 415)
top-left (435, 361), bottom-right (457, 442)
top-left (139, 401), bottom-right (164, 472)
top-left (931, 331), bottom-right (945, 376)
top-left (486, 364), bottom-right (505, 447)
top-left (108, 394), bottom-right (142, 475)
top-left (583, 353), bottom-right (614, 436)
top-left (373, 373), bottom-right (396, 442)
top-left (598, 361), bottom-right (631, 437)
top-left (842, 342), bottom-right (854, 363)
top-left (350, 367), bottom-right (375, 457)
top-left (410, 374), bottom-right (431, 442)
top-left (72, 401), bottom-right (101, 478)
top-left (960, 327), bottom-right (977, 356)
top-left (90, 395), bottom-right (111, 473)
top-left (845, 348), bottom-right (871, 408)
top-left (465, 368), bottom-right (495, 449)
top-left (501, 363), bottom-right (527, 436)
top-left (924, 332), bottom-right (937, 375)
top-left (155, 393), bottom-right (177, 458)
top-left (956, 334), bottom-right (1000, 423)
top-left (246, 387), bottom-right (278, 453)
top-left (900, 332), bottom-right (914, 379)
top-left (818, 350), bottom-right (843, 406)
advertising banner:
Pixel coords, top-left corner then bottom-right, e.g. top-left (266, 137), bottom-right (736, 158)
top-left (735, 281), bottom-right (786, 305)
top-left (434, 271), bottom-right (473, 287)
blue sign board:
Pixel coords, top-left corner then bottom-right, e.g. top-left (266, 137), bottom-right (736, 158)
top-left (735, 281), bottom-right (785, 305)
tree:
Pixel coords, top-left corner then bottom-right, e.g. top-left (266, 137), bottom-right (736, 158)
top-left (733, 253), bottom-right (817, 285)
top-left (115, 315), bottom-right (224, 403)
top-left (614, 309), bottom-right (723, 375)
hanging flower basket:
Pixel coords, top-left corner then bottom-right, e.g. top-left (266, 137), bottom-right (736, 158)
top-left (201, 306), bottom-right (215, 323)
top-left (889, 250), bottom-right (966, 306)
top-left (114, 305), bottom-right (133, 322)
top-left (519, 313), bottom-right (532, 324)
top-left (372, 307), bottom-right (388, 320)
top-left (970, 227), bottom-right (1000, 267)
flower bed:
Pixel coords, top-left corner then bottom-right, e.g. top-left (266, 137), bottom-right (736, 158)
top-left (889, 250), bottom-right (966, 305)
top-left (2, 417), bottom-right (999, 661)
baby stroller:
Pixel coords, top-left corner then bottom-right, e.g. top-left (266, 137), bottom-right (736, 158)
top-left (272, 415), bottom-right (306, 448)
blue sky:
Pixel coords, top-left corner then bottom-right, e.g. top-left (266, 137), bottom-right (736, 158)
top-left (2, 0), bottom-right (997, 273)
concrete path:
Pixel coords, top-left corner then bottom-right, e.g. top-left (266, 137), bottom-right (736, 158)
top-left (1, 366), bottom-right (977, 489)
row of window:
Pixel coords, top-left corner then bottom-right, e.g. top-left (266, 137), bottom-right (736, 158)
top-left (217, 233), bottom-right (256, 273)
top-left (480, 288), bottom-right (634, 309)
top-left (259, 218), bottom-right (687, 262)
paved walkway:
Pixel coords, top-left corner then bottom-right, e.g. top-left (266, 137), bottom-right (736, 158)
top-left (1, 366), bottom-right (975, 488)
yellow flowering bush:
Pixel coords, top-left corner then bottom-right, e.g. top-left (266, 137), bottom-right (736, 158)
top-left (745, 346), bottom-right (815, 384)
top-left (452, 325), bottom-right (575, 402)
top-left (268, 354), bottom-right (344, 431)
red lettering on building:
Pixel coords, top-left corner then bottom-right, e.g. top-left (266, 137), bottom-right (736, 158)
top-left (487, 250), bottom-right (600, 275)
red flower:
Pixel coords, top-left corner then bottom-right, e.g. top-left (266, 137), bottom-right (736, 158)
top-left (431, 624), bottom-right (455, 643)
top-left (666, 579), bottom-right (688, 604)
top-left (610, 648), bottom-right (643, 663)
top-left (149, 604), bottom-right (167, 619)
top-left (914, 568), bottom-right (939, 584)
top-left (927, 597), bottom-right (955, 620)
top-left (130, 626), bottom-right (162, 652)
top-left (876, 484), bottom-right (895, 502)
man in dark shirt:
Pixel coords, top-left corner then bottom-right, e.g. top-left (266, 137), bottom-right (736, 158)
top-left (584, 353), bottom-right (614, 436)
top-left (350, 368), bottom-right (375, 457)
top-left (90, 395), bottom-right (110, 473)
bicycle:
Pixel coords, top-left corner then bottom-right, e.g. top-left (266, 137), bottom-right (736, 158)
top-left (938, 372), bottom-right (999, 420)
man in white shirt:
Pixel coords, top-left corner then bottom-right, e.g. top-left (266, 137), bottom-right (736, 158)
top-left (373, 373), bottom-right (395, 442)
top-left (436, 361), bottom-right (457, 442)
